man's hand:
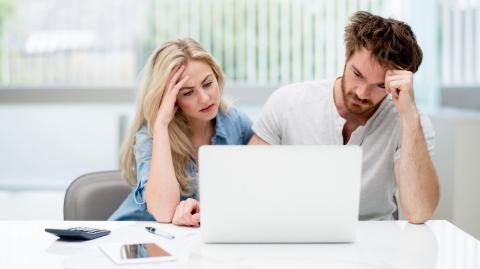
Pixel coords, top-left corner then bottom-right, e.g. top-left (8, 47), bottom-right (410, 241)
top-left (385, 70), bottom-right (418, 119)
top-left (172, 198), bottom-right (200, 227)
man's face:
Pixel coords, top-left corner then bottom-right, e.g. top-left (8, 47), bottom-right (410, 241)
top-left (341, 48), bottom-right (388, 116)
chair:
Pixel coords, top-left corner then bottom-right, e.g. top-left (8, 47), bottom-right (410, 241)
top-left (64, 170), bottom-right (132, 220)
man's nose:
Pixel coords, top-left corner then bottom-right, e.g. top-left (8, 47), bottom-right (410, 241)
top-left (355, 83), bottom-right (371, 100)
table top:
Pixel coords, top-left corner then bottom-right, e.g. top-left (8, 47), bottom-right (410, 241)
top-left (1, 220), bottom-right (478, 269)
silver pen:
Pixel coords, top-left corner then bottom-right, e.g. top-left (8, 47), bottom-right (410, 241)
top-left (145, 226), bottom-right (175, 240)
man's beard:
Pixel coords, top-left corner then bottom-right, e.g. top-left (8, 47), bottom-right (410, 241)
top-left (341, 76), bottom-right (377, 115)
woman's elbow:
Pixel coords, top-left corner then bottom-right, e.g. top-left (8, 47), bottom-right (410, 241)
top-left (144, 192), bottom-right (178, 222)
top-left (146, 202), bottom-right (175, 223)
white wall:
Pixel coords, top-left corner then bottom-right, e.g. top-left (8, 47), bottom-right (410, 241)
top-left (0, 104), bottom-right (133, 189)
top-left (430, 109), bottom-right (480, 239)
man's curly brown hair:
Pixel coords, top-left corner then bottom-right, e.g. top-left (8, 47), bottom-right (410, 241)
top-left (344, 11), bottom-right (423, 73)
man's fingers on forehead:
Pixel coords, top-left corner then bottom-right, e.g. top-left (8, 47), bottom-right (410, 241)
top-left (388, 80), bottom-right (404, 89)
top-left (386, 70), bottom-right (401, 76)
top-left (388, 69), bottom-right (410, 75)
top-left (386, 75), bottom-right (406, 82)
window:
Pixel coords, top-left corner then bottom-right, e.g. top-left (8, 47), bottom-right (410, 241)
top-left (0, 0), bottom-right (393, 87)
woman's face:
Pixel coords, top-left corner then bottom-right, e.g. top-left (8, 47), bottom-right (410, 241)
top-left (176, 60), bottom-right (221, 123)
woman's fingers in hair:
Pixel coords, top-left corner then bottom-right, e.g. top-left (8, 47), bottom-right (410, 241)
top-left (166, 64), bottom-right (181, 82)
top-left (172, 75), bottom-right (190, 95)
top-left (167, 65), bottom-right (190, 95)
top-left (165, 75), bottom-right (188, 114)
top-left (167, 65), bottom-right (184, 89)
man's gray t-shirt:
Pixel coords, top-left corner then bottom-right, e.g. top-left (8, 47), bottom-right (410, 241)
top-left (252, 80), bottom-right (435, 220)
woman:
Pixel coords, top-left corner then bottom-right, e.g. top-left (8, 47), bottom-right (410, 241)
top-left (110, 38), bottom-right (253, 226)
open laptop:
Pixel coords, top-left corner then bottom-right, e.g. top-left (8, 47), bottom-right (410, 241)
top-left (198, 145), bottom-right (362, 243)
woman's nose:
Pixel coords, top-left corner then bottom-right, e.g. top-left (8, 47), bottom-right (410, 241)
top-left (198, 89), bottom-right (210, 103)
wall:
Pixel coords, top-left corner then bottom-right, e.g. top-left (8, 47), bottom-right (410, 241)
top-left (430, 109), bottom-right (480, 239)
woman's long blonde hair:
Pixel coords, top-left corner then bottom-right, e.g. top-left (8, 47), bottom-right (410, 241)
top-left (121, 38), bottom-right (228, 195)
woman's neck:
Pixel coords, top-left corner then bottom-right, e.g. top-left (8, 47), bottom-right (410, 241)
top-left (188, 119), bottom-right (215, 161)
top-left (190, 119), bottom-right (214, 137)
top-left (189, 119), bottom-right (215, 148)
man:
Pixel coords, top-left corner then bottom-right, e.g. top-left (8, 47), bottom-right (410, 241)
top-left (249, 11), bottom-right (439, 223)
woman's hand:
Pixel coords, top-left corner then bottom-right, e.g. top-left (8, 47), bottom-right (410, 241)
top-left (172, 198), bottom-right (200, 227)
top-left (154, 65), bottom-right (189, 132)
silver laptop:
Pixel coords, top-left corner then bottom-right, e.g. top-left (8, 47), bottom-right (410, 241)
top-left (198, 145), bottom-right (362, 243)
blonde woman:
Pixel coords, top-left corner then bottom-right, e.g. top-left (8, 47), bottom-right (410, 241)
top-left (110, 38), bottom-right (253, 226)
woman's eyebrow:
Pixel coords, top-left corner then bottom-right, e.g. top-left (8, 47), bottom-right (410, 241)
top-left (180, 74), bottom-right (214, 91)
top-left (202, 74), bottom-right (213, 83)
top-left (179, 86), bottom-right (194, 91)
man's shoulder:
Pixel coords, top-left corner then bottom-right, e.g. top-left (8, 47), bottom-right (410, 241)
top-left (274, 79), bottom-right (333, 95)
top-left (370, 97), bottom-right (434, 136)
top-left (270, 79), bottom-right (333, 104)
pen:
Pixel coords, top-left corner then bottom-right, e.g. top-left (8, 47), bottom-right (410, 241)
top-left (145, 226), bottom-right (175, 240)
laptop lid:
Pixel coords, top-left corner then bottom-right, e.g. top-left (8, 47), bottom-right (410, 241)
top-left (199, 145), bottom-right (362, 243)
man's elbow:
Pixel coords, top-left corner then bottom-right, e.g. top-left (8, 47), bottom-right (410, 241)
top-left (403, 206), bottom-right (436, 224)
top-left (402, 180), bottom-right (440, 224)
top-left (405, 213), bottom-right (431, 224)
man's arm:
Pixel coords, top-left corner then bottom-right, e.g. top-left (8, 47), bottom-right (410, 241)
top-left (386, 70), bottom-right (439, 224)
top-left (248, 134), bottom-right (270, 145)
top-left (394, 116), bottom-right (439, 224)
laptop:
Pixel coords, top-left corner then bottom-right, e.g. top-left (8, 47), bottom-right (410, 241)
top-left (198, 145), bottom-right (362, 243)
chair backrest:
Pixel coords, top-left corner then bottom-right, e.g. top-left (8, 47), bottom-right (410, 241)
top-left (64, 170), bottom-right (132, 220)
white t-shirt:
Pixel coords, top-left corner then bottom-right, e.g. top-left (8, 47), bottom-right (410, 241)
top-left (252, 80), bottom-right (435, 220)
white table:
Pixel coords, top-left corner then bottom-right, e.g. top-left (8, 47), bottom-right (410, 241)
top-left (1, 220), bottom-right (478, 269)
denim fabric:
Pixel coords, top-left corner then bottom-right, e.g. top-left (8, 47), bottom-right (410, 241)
top-left (110, 108), bottom-right (253, 221)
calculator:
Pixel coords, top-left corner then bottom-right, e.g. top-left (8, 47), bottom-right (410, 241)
top-left (45, 227), bottom-right (111, 240)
